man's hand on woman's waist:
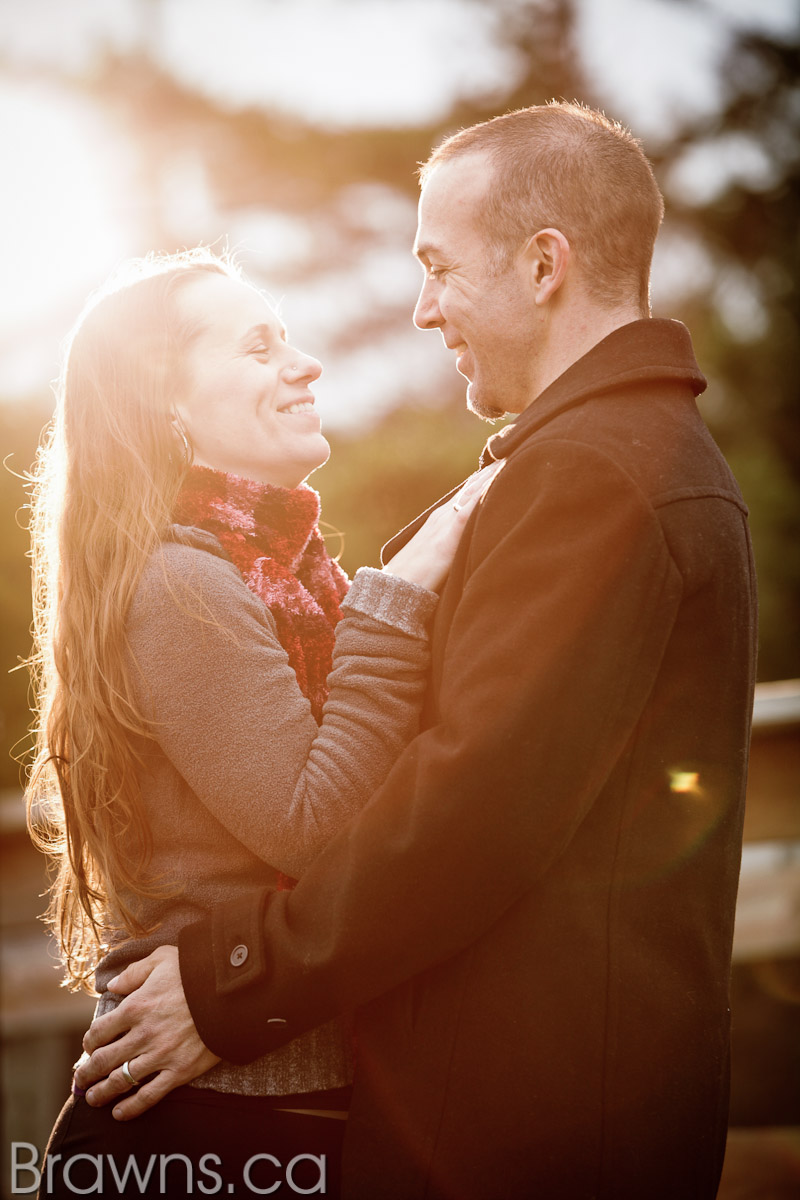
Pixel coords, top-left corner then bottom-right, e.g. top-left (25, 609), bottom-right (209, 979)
top-left (73, 945), bottom-right (219, 1120)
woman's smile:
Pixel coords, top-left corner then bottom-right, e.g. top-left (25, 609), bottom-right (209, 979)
top-left (175, 273), bottom-right (329, 489)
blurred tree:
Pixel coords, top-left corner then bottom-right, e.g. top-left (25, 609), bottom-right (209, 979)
top-left (652, 27), bottom-right (800, 679)
top-left (319, 0), bottom-right (800, 677)
top-left (2, 0), bottom-right (798, 794)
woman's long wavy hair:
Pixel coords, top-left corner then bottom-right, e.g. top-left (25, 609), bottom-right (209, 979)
top-left (26, 248), bottom-right (239, 990)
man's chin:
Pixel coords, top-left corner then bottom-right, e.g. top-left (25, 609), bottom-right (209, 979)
top-left (466, 380), bottom-right (506, 422)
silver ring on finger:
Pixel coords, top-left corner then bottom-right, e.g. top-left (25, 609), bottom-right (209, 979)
top-left (121, 1060), bottom-right (140, 1088)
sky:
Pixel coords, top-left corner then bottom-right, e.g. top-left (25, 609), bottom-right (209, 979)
top-left (154, 0), bottom-right (800, 139)
top-left (0, 0), bottom-right (797, 425)
top-left (4, 0), bottom-right (797, 133)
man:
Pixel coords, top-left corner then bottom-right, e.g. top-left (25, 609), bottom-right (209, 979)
top-left (78, 102), bottom-right (756, 1198)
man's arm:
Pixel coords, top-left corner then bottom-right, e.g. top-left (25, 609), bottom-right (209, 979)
top-left (78, 441), bottom-right (682, 1113)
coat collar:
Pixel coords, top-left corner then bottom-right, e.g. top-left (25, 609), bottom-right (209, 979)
top-left (382, 319), bottom-right (705, 565)
top-left (480, 318), bottom-right (706, 465)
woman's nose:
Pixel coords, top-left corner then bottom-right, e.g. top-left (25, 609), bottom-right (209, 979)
top-left (286, 353), bottom-right (322, 383)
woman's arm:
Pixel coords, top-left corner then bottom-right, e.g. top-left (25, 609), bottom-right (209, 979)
top-left (128, 466), bottom-right (494, 878)
top-left (129, 550), bottom-right (435, 879)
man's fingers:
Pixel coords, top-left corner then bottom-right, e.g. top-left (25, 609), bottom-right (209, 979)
top-left (77, 1030), bottom-right (142, 1090)
top-left (85, 1056), bottom-right (150, 1107)
top-left (105, 955), bottom-right (157, 996)
top-left (110, 1047), bottom-right (221, 1120)
top-left (110, 1072), bottom-right (181, 1121)
top-left (78, 947), bottom-right (183, 1084)
top-left (72, 945), bottom-right (217, 1119)
top-left (82, 1006), bottom-right (130, 1056)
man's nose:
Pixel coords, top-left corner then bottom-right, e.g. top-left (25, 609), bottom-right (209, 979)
top-left (413, 279), bottom-right (442, 330)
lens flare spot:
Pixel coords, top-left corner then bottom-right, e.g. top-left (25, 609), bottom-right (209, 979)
top-left (669, 769), bottom-right (701, 795)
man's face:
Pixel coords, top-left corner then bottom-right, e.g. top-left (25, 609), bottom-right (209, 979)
top-left (413, 153), bottom-right (539, 419)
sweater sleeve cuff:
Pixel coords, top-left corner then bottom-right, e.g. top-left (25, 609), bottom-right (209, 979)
top-left (178, 887), bottom-right (297, 1065)
top-left (342, 566), bottom-right (438, 638)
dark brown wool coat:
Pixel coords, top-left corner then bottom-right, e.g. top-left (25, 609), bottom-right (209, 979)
top-left (182, 319), bottom-right (757, 1199)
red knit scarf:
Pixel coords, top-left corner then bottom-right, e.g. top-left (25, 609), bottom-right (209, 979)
top-left (173, 466), bottom-right (349, 724)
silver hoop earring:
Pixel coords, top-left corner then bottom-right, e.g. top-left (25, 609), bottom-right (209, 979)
top-left (171, 417), bottom-right (192, 465)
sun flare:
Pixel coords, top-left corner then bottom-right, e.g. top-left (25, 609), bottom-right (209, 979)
top-left (0, 80), bottom-right (131, 331)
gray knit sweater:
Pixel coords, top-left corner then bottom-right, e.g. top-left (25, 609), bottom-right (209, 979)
top-left (94, 526), bottom-right (437, 1096)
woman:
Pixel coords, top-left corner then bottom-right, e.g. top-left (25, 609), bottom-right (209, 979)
top-left (27, 248), bottom-right (487, 1197)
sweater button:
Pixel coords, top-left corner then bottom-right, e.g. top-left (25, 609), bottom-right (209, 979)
top-left (230, 944), bottom-right (249, 967)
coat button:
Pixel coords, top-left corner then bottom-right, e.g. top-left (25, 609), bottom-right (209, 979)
top-left (230, 944), bottom-right (249, 968)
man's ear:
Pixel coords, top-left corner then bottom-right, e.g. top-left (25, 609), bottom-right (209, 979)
top-left (521, 228), bottom-right (570, 306)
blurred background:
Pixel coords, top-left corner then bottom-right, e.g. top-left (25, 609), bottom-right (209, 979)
top-left (1, 0), bottom-right (798, 1195)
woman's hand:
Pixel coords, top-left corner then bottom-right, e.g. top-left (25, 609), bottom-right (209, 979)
top-left (383, 462), bottom-right (501, 591)
top-left (73, 945), bottom-right (220, 1120)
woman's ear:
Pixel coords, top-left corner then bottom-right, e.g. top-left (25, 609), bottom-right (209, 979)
top-left (521, 228), bottom-right (570, 306)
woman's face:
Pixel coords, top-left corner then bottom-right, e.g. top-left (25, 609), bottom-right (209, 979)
top-left (173, 274), bottom-right (329, 489)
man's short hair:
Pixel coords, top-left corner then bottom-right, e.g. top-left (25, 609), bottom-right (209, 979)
top-left (420, 101), bottom-right (665, 311)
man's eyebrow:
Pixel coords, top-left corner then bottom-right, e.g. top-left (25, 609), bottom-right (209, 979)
top-left (413, 241), bottom-right (437, 264)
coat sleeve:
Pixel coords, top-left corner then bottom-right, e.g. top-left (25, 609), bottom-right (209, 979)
top-left (179, 440), bottom-right (685, 1061)
top-left (127, 555), bottom-right (436, 879)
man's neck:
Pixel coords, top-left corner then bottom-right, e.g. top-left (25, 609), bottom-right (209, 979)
top-left (524, 303), bottom-right (646, 411)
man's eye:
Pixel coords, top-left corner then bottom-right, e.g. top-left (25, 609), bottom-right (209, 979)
top-left (252, 345), bottom-right (271, 360)
top-left (428, 266), bottom-right (444, 281)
